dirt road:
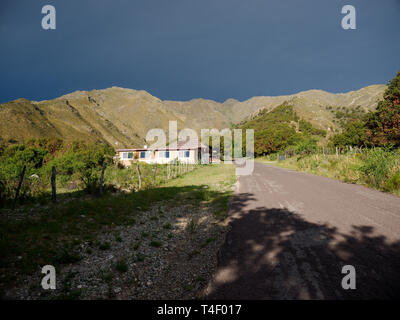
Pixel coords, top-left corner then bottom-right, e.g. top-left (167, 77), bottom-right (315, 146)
top-left (206, 162), bottom-right (400, 299)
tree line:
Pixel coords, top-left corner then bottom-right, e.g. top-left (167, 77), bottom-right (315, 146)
top-left (0, 138), bottom-right (196, 207)
top-left (331, 71), bottom-right (400, 148)
top-left (237, 71), bottom-right (400, 156)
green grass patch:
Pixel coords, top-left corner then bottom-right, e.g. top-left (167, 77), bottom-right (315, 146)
top-left (132, 241), bottom-right (141, 250)
top-left (115, 259), bottom-right (128, 273)
top-left (150, 240), bottom-right (162, 248)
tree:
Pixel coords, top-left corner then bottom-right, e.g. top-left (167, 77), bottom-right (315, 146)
top-left (330, 119), bottom-right (367, 147)
top-left (294, 137), bottom-right (318, 155)
top-left (366, 71), bottom-right (400, 146)
top-left (239, 103), bottom-right (324, 156)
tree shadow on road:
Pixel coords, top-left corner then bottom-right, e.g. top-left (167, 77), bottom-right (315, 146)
top-left (206, 192), bottom-right (400, 299)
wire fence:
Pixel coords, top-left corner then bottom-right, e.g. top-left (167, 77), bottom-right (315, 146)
top-left (276, 145), bottom-right (368, 161)
top-left (0, 159), bottom-right (199, 208)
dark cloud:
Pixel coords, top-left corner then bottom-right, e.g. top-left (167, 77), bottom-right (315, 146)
top-left (0, 0), bottom-right (399, 103)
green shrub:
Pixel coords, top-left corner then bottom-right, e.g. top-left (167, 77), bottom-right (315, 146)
top-left (384, 173), bottom-right (400, 192)
top-left (0, 138), bottom-right (194, 206)
top-left (99, 242), bottom-right (111, 250)
top-left (293, 137), bottom-right (318, 155)
top-left (150, 240), bottom-right (162, 247)
top-left (115, 259), bottom-right (128, 273)
top-left (358, 148), bottom-right (395, 188)
top-left (163, 223), bottom-right (172, 230)
top-left (269, 153), bottom-right (277, 161)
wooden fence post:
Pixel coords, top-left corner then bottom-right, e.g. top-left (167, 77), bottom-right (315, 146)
top-left (152, 164), bottom-right (158, 186)
top-left (99, 160), bottom-right (106, 196)
top-left (13, 165), bottom-right (26, 209)
top-left (136, 163), bottom-right (142, 190)
top-left (51, 166), bottom-right (57, 203)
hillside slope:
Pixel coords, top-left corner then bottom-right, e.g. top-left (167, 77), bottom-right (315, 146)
top-left (229, 85), bottom-right (385, 131)
top-left (0, 85), bottom-right (385, 147)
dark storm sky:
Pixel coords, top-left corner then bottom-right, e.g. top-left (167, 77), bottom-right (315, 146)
top-left (0, 0), bottom-right (399, 103)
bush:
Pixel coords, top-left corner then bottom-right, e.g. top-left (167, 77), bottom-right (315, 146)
top-left (269, 153), bottom-right (277, 161)
top-left (0, 140), bottom-right (115, 204)
top-left (384, 173), bottom-right (400, 192)
top-left (0, 138), bottom-right (196, 205)
top-left (115, 259), bottom-right (128, 273)
top-left (293, 137), bottom-right (318, 155)
top-left (358, 148), bottom-right (394, 188)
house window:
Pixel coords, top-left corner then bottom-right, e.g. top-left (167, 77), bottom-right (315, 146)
top-left (139, 151), bottom-right (152, 159)
top-left (140, 151), bottom-right (147, 159)
top-left (122, 152), bottom-right (133, 160)
top-left (179, 150), bottom-right (190, 158)
top-left (159, 151), bottom-right (170, 158)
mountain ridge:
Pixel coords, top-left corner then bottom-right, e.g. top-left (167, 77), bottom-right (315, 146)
top-left (0, 84), bottom-right (386, 148)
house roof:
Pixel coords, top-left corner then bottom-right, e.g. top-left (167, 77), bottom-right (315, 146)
top-left (117, 139), bottom-right (209, 152)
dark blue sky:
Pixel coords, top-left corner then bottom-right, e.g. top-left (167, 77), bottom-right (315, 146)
top-left (1, 0), bottom-right (399, 103)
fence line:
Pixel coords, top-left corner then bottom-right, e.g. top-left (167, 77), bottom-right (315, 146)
top-left (276, 145), bottom-right (377, 161)
top-left (2, 159), bottom-right (199, 207)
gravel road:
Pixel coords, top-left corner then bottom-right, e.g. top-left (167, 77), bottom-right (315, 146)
top-left (206, 162), bottom-right (400, 299)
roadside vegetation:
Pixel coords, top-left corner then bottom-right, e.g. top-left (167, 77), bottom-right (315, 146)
top-left (0, 133), bottom-right (237, 298)
top-left (0, 139), bottom-right (195, 207)
top-left (258, 148), bottom-right (400, 196)
top-left (0, 163), bottom-right (236, 299)
top-left (254, 71), bottom-right (400, 196)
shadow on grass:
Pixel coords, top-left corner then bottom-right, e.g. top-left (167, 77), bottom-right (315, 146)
top-left (0, 185), bottom-right (232, 295)
top-left (206, 192), bottom-right (400, 299)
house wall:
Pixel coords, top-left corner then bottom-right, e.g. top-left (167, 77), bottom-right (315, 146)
top-left (117, 150), bottom-right (138, 166)
top-left (117, 149), bottom-right (201, 165)
top-left (154, 150), bottom-right (197, 164)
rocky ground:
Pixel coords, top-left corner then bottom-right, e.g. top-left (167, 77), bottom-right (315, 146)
top-left (4, 198), bottom-right (230, 300)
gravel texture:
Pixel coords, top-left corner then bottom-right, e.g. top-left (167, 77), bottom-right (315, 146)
top-left (4, 200), bottom-right (230, 300)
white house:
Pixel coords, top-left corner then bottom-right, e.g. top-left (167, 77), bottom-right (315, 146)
top-left (116, 139), bottom-right (210, 166)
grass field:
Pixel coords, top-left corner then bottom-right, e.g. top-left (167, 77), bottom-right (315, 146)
top-left (0, 164), bottom-right (236, 297)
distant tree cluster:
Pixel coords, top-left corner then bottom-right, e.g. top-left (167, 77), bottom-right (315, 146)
top-left (330, 71), bottom-right (400, 148)
top-left (0, 138), bottom-right (114, 203)
top-left (239, 104), bottom-right (326, 156)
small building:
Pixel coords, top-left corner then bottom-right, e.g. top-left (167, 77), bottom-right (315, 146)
top-left (116, 139), bottom-right (210, 166)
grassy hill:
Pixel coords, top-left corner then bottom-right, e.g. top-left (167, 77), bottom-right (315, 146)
top-left (231, 85), bottom-right (385, 134)
top-left (238, 103), bottom-right (327, 155)
top-left (0, 84), bottom-right (385, 147)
